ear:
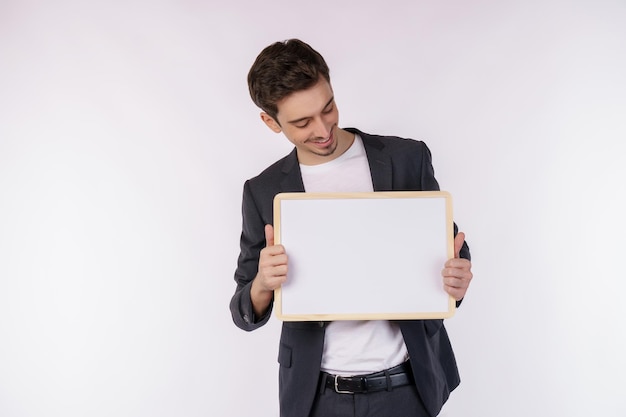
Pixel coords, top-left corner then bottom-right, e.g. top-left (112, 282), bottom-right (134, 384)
top-left (260, 112), bottom-right (282, 133)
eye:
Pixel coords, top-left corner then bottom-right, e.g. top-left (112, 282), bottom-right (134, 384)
top-left (295, 121), bottom-right (310, 129)
top-left (322, 104), bottom-right (334, 114)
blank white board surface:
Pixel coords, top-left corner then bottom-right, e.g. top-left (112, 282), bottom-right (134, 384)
top-left (273, 191), bottom-right (455, 321)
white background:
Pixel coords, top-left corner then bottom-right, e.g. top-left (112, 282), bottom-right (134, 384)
top-left (1, 1), bottom-right (625, 416)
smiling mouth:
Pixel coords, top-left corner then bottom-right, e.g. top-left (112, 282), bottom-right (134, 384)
top-left (308, 129), bottom-right (334, 147)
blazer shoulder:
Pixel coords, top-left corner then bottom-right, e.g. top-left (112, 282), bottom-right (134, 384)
top-left (243, 149), bottom-right (304, 213)
top-left (247, 149), bottom-right (297, 188)
top-left (347, 128), bottom-right (431, 157)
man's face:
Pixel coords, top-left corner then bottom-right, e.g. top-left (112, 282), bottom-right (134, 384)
top-left (261, 78), bottom-right (346, 166)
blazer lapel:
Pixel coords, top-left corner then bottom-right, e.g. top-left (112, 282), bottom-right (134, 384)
top-left (280, 148), bottom-right (306, 192)
top-left (359, 131), bottom-right (393, 191)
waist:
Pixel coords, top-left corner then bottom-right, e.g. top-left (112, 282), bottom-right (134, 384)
top-left (320, 361), bottom-right (414, 394)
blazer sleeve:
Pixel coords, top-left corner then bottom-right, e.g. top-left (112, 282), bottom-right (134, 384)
top-left (418, 140), bottom-right (471, 307)
top-left (419, 141), bottom-right (441, 192)
top-left (417, 140), bottom-right (470, 259)
top-left (229, 180), bottom-right (273, 331)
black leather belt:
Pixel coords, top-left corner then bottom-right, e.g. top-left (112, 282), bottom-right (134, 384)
top-left (321, 361), bottom-right (414, 394)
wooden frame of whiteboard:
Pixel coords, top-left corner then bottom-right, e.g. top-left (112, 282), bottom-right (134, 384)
top-left (273, 191), bottom-right (456, 321)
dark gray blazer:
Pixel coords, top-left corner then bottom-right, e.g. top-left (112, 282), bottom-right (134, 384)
top-left (230, 128), bottom-right (471, 417)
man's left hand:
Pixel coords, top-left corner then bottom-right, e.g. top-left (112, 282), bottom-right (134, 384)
top-left (442, 232), bottom-right (473, 301)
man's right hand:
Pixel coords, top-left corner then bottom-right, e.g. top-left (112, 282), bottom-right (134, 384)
top-left (250, 224), bottom-right (288, 316)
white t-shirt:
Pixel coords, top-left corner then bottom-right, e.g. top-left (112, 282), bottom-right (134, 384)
top-left (300, 134), bottom-right (409, 376)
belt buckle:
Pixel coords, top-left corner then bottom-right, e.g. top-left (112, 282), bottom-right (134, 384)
top-left (334, 375), bottom-right (355, 394)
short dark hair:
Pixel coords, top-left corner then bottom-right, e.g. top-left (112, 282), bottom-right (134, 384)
top-left (247, 39), bottom-right (330, 122)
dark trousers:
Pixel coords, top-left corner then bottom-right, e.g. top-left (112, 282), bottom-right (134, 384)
top-left (309, 383), bottom-right (430, 417)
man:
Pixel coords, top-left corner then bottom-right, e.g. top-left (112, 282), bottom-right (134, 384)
top-left (230, 39), bottom-right (473, 417)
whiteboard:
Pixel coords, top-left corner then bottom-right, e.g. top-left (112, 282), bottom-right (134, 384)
top-left (273, 191), bottom-right (455, 321)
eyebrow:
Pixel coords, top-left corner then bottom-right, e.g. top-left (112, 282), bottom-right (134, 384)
top-left (286, 96), bottom-right (335, 125)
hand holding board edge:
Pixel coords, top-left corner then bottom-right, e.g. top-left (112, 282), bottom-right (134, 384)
top-left (272, 191), bottom-right (455, 321)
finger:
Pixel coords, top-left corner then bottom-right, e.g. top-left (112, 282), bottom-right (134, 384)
top-left (267, 264), bottom-right (288, 278)
top-left (443, 275), bottom-right (469, 288)
top-left (454, 232), bottom-right (465, 259)
top-left (265, 224), bottom-right (274, 247)
top-left (444, 258), bottom-right (471, 269)
top-left (444, 284), bottom-right (466, 301)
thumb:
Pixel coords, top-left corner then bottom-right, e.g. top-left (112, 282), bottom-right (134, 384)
top-left (454, 231), bottom-right (465, 258)
top-left (264, 224), bottom-right (274, 247)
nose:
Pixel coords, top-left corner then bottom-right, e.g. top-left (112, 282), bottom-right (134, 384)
top-left (312, 117), bottom-right (330, 139)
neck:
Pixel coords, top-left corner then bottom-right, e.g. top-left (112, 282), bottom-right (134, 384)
top-left (335, 127), bottom-right (355, 154)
